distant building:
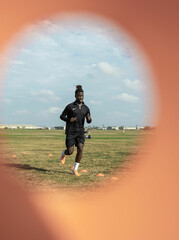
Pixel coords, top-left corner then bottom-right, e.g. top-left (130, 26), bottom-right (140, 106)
top-left (123, 126), bottom-right (142, 130)
top-left (123, 127), bottom-right (136, 130)
top-left (107, 125), bottom-right (144, 130)
top-left (0, 124), bottom-right (38, 129)
top-left (54, 126), bottom-right (66, 130)
top-left (107, 126), bottom-right (119, 130)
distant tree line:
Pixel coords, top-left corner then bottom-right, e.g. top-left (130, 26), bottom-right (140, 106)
top-left (143, 126), bottom-right (157, 130)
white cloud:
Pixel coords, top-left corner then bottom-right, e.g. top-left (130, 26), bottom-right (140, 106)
top-left (90, 100), bottom-right (101, 105)
top-left (113, 93), bottom-right (139, 103)
top-left (48, 107), bottom-right (62, 114)
top-left (1, 98), bottom-right (12, 104)
top-left (30, 89), bottom-right (60, 102)
top-left (94, 62), bottom-right (120, 76)
top-left (39, 37), bottom-right (59, 47)
top-left (41, 107), bottom-right (62, 115)
top-left (123, 79), bottom-right (145, 91)
top-left (13, 109), bottom-right (29, 115)
top-left (9, 70), bottom-right (21, 74)
top-left (107, 111), bottom-right (130, 118)
top-left (10, 60), bottom-right (25, 65)
top-left (20, 48), bottom-right (32, 54)
top-left (132, 109), bottom-right (141, 113)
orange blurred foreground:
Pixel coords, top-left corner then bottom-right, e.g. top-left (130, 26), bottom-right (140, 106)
top-left (109, 177), bottom-right (118, 181)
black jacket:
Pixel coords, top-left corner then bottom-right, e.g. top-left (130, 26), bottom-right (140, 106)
top-left (60, 101), bottom-right (92, 134)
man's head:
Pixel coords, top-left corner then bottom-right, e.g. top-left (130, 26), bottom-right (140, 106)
top-left (75, 85), bottom-right (84, 104)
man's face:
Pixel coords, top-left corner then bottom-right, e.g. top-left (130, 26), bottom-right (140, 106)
top-left (76, 92), bottom-right (84, 104)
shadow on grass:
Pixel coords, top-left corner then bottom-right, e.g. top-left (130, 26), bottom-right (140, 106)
top-left (1, 163), bottom-right (50, 172)
top-left (1, 163), bottom-right (72, 175)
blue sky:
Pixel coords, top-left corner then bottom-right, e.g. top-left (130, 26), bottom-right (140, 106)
top-left (1, 15), bottom-right (155, 127)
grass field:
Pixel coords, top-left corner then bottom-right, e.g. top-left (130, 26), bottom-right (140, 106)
top-left (1, 129), bottom-right (151, 192)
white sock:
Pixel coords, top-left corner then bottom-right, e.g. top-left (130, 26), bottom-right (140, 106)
top-left (62, 150), bottom-right (65, 156)
top-left (74, 162), bottom-right (79, 171)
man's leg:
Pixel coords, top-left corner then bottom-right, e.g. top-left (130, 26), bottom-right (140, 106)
top-left (72, 143), bottom-right (84, 176)
top-left (60, 146), bottom-right (74, 164)
top-left (60, 134), bottom-right (75, 164)
top-left (75, 143), bottom-right (84, 163)
top-left (64, 146), bottom-right (74, 155)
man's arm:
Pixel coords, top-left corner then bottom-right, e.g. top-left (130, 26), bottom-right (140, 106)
top-left (86, 110), bottom-right (92, 124)
top-left (60, 105), bottom-right (77, 123)
top-left (60, 105), bottom-right (71, 122)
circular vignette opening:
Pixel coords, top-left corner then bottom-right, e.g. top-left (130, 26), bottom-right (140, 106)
top-left (1, 13), bottom-right (158, 193)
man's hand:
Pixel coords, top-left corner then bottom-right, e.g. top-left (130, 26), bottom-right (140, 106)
top-left (86, 113), bottom-right (91, 123)
top-left (70, 117), bottom-right (77, 123)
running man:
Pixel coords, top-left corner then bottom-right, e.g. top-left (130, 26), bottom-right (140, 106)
top-left (60, 85), bottom-right (92, 176)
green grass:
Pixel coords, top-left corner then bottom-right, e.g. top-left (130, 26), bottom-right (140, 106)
top-left (1, 129), bottom-right (151, 191)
